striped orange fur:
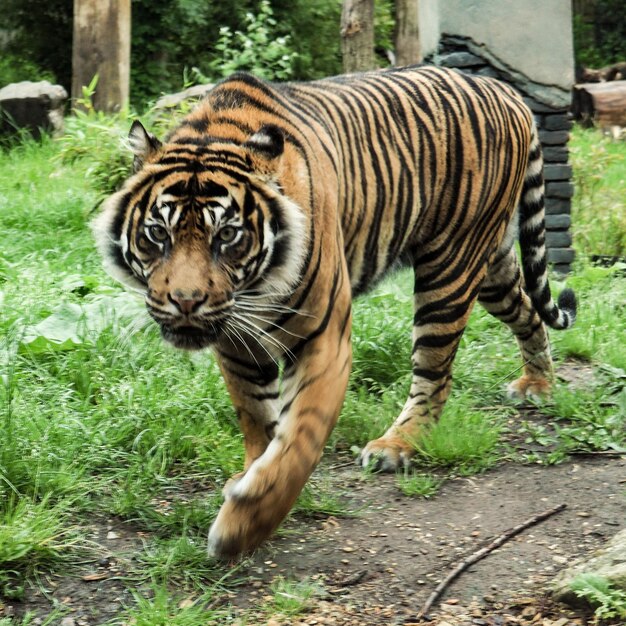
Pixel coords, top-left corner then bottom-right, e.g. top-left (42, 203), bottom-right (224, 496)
top-left (94, 65), bottom-right (575, 557)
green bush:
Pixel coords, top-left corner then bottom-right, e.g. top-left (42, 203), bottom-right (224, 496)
top-left (191, 1), bottom-right (299, 83)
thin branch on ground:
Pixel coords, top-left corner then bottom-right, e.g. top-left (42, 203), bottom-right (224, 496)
top-left (416, 503), bottom-right (567, 619)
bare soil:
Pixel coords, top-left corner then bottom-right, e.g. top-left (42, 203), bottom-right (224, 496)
top-left (3, 454), bottom-right (624, 626)
top-left (235, 454), bottom-right (625, 625)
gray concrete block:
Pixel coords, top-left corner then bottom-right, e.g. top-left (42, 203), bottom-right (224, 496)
top-left (545, 214), bottom-right (571, 229)
top-left (546, 181), bottom-right (574, 198)
top-left (539, 129), bottom-right (570, 145)
top-left (543, 164), bottom-right (573, 181)
top-left (547, 247), bottom-right (575, 264)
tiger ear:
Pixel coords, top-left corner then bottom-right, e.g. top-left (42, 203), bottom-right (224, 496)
top-left (129, 120), bottom-right (162, 172)
top-left (244, 124), bottom-right (284, 175)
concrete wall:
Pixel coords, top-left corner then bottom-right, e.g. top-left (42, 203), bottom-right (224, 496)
top-left (417, 0), bottom-right (440, 59)
top-left (439, 0), bottom-right (574, 92)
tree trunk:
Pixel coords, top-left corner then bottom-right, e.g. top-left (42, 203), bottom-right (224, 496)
top-left (72, 0), bottom-right (131, 112)
top-left (572, 81), bottom-right (626, 127)
top-left (395, 0), bottom-right (421, 66)
top-left (341, 0), bottom-right (375, 73)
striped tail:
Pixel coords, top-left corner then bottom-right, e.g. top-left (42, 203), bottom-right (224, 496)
top-left (519, 124), bottom-right (577, 330)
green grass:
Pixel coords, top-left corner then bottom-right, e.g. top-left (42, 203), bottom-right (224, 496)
top-left (0, 122), bottom-right (625, 623)
top-left (395, 470), bottom-right (442, 498)
top-left (262, 576), bottom-right (321, 618)
top-left (570, 126), bottom-right (626, 257)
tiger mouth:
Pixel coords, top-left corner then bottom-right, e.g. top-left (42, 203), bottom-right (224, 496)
top-left (160, 324), bottom-right (221, 350)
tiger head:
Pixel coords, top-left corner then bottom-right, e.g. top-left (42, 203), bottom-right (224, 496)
top-left (93, 120), bottom-right (308, 350)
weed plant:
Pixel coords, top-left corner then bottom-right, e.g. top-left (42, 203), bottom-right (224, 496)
top-left (0, 120), bottom-right (624, 622)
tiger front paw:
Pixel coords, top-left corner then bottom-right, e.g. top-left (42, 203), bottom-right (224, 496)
top-left (207, 499), bottom-right (258, 559)
top-left (357, 435), bottom-right (415, 472)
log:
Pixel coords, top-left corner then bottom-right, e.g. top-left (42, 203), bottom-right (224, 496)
top-left (572, 80), bottom-right (626, 127)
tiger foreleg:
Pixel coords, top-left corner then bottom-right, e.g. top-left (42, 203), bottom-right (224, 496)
top-left (217, 360), bottom-right (281, 471)
top-left (208, 295), bottom-right (352, 558)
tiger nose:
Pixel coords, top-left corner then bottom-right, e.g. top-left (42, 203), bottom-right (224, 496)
top-left (168, 289), bottom-right (208, 314)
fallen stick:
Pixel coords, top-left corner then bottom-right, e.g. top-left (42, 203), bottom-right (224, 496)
top-left (416, 503), bottom-right (567, 619)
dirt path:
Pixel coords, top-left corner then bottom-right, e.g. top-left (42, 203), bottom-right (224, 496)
top-left (3, 456), bottom-right (624, 625)
top-left (234, 455), bottom-right (625, 624)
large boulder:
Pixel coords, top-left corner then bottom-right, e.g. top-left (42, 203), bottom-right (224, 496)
top-left (551, 528), bottom-right (626, 608)
top-left (0, 81), bottom-right (68, 138)
top-left (153, 83), bottom-right (214, 111)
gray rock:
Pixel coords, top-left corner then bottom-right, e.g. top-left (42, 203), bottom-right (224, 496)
top-left (552, 529), bottom-right (626, 608)
top-left (154, 83), bottom-right (214, 110)
top-left (438, 51), bottom-right (485, 68)
top-left (475, 66), bottom-right (500, 79)
top-left (545, 214), bottom-right (571, 229)
top-left (552, 263), bottom-right (572, 276)
top-left (523, 96), bottom-right (567, 114)
top-left (0, 80), bottom-right (67, 138)
top-left (543, 114), bottom-right (573, 131)
top-left (545, 198), bottom-right (571, 215)
top-left (539, 129), bottom-right (570, 145)
top-left (545, 230), bottom-right (572, 248)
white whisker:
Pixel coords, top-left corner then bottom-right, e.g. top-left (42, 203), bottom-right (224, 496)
top-left (228, 317), bottom-right (282, 368)
top-left (233, 307), bottom-right (306, 340)
top-left (224, 320), bottom-right (263, 369)
top-left (230, 311), bottom-right (295, 363)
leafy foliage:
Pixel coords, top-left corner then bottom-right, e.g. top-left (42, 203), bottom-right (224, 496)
top-left (0, 0), bottom-right (395, 107)
top-left (573, 0), bottom-right (626, 68)
top-left (191, 1), bottom-right (298, 83)
top-left (570, 573), bottom-right (626, 619)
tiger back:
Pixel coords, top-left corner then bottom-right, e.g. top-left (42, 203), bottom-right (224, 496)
top-left (94, 65), bottom-right (575, 557)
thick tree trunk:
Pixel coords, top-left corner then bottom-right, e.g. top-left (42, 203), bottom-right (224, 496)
top-left (72, 0), bottom-right (131, 112)
top-left (572, 81), bottom-right (626, 127)
top-left (341, 0), bottom-right (375, 73)
top-left (395, 0), bottom-right (421, 66)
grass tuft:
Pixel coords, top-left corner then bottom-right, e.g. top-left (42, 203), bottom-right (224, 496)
top-left (412, 404), bottom-right (503, 475)
top-left (263, 576), bottom-right (321, 618)
top-left (396, 470), bottom-right (443, 498)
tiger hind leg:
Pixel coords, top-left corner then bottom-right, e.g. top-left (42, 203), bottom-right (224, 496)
top-left (358, 276), bottom-right (478, 472)
top-left (478, 248), bottom-right (553, 401)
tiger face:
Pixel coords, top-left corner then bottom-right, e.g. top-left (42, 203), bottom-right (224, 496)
top-left (93, 121), bottom-right (308, 351)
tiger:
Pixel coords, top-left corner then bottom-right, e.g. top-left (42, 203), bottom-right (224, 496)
top-left (93, 65), bottom-right (576, 558)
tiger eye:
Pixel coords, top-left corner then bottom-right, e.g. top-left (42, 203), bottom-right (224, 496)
top-left (148, 224), bottom-right (169, 242)
top-left (218, 226), bottom-right (238, 243)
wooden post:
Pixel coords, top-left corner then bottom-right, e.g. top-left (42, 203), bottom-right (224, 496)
top-left (395, 0), bottom-right (421, 66)
top-left (72, 0), bottom-right (131, 112)
top-left (341, 0), bottom-right (375, 73)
